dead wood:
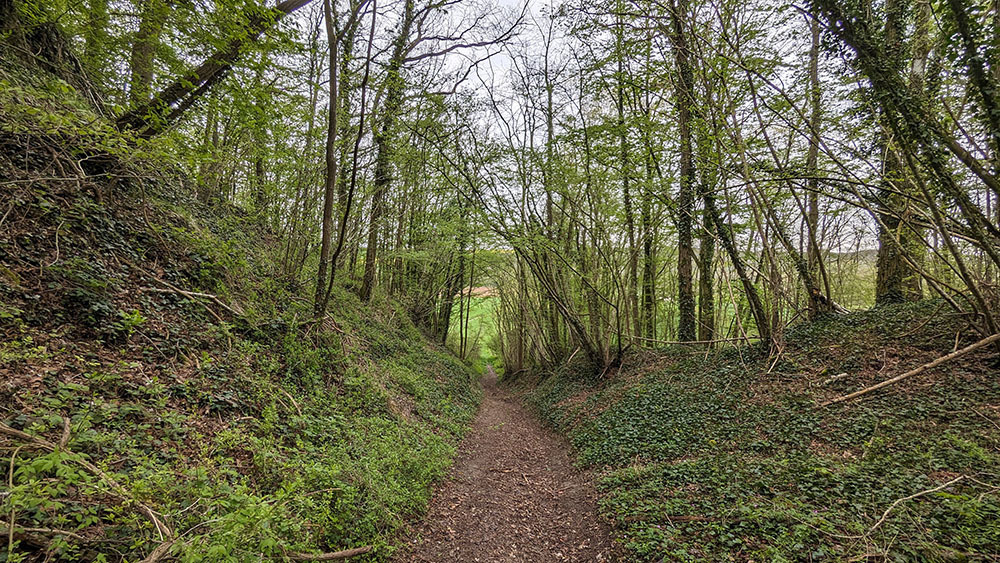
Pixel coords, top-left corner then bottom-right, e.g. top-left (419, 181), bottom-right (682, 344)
top-left (820, 332), bottom-right (1000, 407)
top-left (287, 546), bottom-right (374, 560)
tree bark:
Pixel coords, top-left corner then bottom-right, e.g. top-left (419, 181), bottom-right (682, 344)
top-left (314, 0), bottom-right (341, 319)
top-left (360, 0), bottom-right (414, 302)
top-left (874, 0), bottom-right (923, 304)
top-left (128, 0), bottom-right (169, 105)
top-left (670, 0), bottom-right (697, 342)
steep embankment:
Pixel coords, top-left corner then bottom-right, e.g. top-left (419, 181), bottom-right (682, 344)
top-left (520, 304), bottom-right (1000, 561)
top-left (0, 59), bottom-right (479, 560)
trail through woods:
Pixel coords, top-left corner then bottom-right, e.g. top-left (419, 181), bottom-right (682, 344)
top-left (393, 367), bottom-right (614, 562)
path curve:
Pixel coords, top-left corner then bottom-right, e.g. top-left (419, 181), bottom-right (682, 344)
top-left (393, 367), bottom-right (614, 562)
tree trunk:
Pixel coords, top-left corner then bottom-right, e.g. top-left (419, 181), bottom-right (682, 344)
top-left (641, 145), bottom-right (656, 340)
top-left (805, 14), bottom-right (830, 318)
top-left (670, 0), bottom-right (697, 342)
top-left (118, 0), bottom-right (315, 135)
top-left (82, 0), bottom-right (110, 74)
top-left (874, 0), bottom-right (923, 305)
top-left (314, 0), bottom-right (340, 319)
top-left (128, 0), bottom-right (168, 105)
top-left (617, 8), bottom-right (640, 340)
top-left (360, 0), bottom-right (414, 302)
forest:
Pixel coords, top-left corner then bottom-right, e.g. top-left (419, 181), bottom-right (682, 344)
top-left (1, 0), bottom-right (1000, 559)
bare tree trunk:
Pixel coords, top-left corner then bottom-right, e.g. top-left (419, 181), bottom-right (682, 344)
top-left (641, 147), bottom-right (656, 340)
top-left (703, 192), bottom-right (772, 348)
top-left (197, 94), bottom-right (218, 204)
top-left (313, 0), bottom-right (340, 318)
top-left (805, 14), bottom-right (830, 318)
top-left (617, 7), bottom-right (639, 340)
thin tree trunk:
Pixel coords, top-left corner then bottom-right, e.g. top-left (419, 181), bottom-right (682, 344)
top-left (313, 0), bottom-right (340, 318)
top-left (805, 14), bottom-right (830, 318)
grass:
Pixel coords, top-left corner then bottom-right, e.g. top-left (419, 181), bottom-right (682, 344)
top-left (446, 295), bottom-right (499, 368)
top-left (518, 301), bottom-right (1000, 561)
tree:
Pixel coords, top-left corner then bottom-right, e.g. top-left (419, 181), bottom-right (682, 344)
top-left (669, 0), bottom-right (697, 342)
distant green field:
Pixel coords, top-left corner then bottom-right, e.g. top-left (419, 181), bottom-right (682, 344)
top-left (446, 295), bottom-right (499, 367)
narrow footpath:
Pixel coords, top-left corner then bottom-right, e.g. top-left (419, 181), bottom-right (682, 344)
top-left (393, 367), bottom-right (614, 562)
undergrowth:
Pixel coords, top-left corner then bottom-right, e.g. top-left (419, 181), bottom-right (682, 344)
top-left (0, 56), bottom-right (479, 561)
top-left (520, 302), bottom-right (1000, 561)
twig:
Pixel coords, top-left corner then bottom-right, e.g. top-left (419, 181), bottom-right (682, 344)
top-left (148, 277), bottom-right (244, 317)
top-left (972, 409), bottom-right (1000, 432)
top-left (633, 335), bottom-right (761, 345)
top-left (286, 546), bottom-right (373, 560)
top-left (0, 519), bottom-right (88, 541)
top-left (279, 388), bottom-right (303, 417)
top-left (53, 220), bottom-right (66, 265)
top-left (8, 446), bottom-right (22, 554)
top-left (0, 202), bottom-right (14, 230)
top-left (898, 301), bottom-right (947, 338)
top-left (869, 475), bottom-right (965, 532)
top-left (821, 373), bottom-right (849, 386)
top-left (139, 538), bottom-right (177, 563)
top-left (141, 287), bottom-right (223, 323)
top-left (820, 332), bottom-right (1000, 407)
top-left (58, 416), bottom-right (70, 449)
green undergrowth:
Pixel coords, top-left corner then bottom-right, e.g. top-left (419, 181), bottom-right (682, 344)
top-left (0, 60), bottom-right (479, 562)
top-left (518, 302), bottom-right (1000, 561)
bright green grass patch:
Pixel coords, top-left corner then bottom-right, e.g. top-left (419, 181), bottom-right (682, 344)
top-left (446, 295), bottom-right (498, 367)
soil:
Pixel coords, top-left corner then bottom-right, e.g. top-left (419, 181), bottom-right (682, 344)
top-left (393, 367), bottom-right (615, 562)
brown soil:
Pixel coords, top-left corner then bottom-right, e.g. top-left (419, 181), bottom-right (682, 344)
top-left (393, 367), bottom-right (615, 562)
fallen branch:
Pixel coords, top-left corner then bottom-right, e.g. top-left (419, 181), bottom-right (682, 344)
top-left (146, 277), bottom-right (244, 318)
top-left (821, 372), bottom-right (849, 386)
top-left (141, 287), bottom-right (223, 323)
top-left (287, 546), bottom-right (373, 560)
top-left (58, 416), bottom-right (70, 449)
top-left (0, 422), bottom-right (172, 539)
top-left (139, 538), bottom-right (178, 563)
top-left (0, 519), bottom-right (88, 541)
top-left (279, 388), bottom-right (303, 417)
top-left (819, 332), bottom-right (1000, 407)
top-left (870, 475), bottom-right (965, 532)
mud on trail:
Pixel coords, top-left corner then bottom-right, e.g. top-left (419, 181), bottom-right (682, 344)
top-left (394, 368), bottom-right (614, 562)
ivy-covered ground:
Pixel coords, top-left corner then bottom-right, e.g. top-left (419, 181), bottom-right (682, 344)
top-left (0, 59), bottom-right (479, 561)
top-left (520, 303), bottom-right (1000, 561)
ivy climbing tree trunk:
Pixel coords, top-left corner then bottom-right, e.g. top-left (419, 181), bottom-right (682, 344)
top-left (874, 0), bottom-right (923, 305)
top-left (128, 0), bottom-right (169, 105)
top-left (670, 0), bottom-right (697, 342)
top-left (360, 0), bottom-right (414, 302)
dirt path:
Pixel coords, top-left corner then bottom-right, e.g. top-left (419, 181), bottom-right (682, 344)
top-left (393, 367), bottom-right (614, 562)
